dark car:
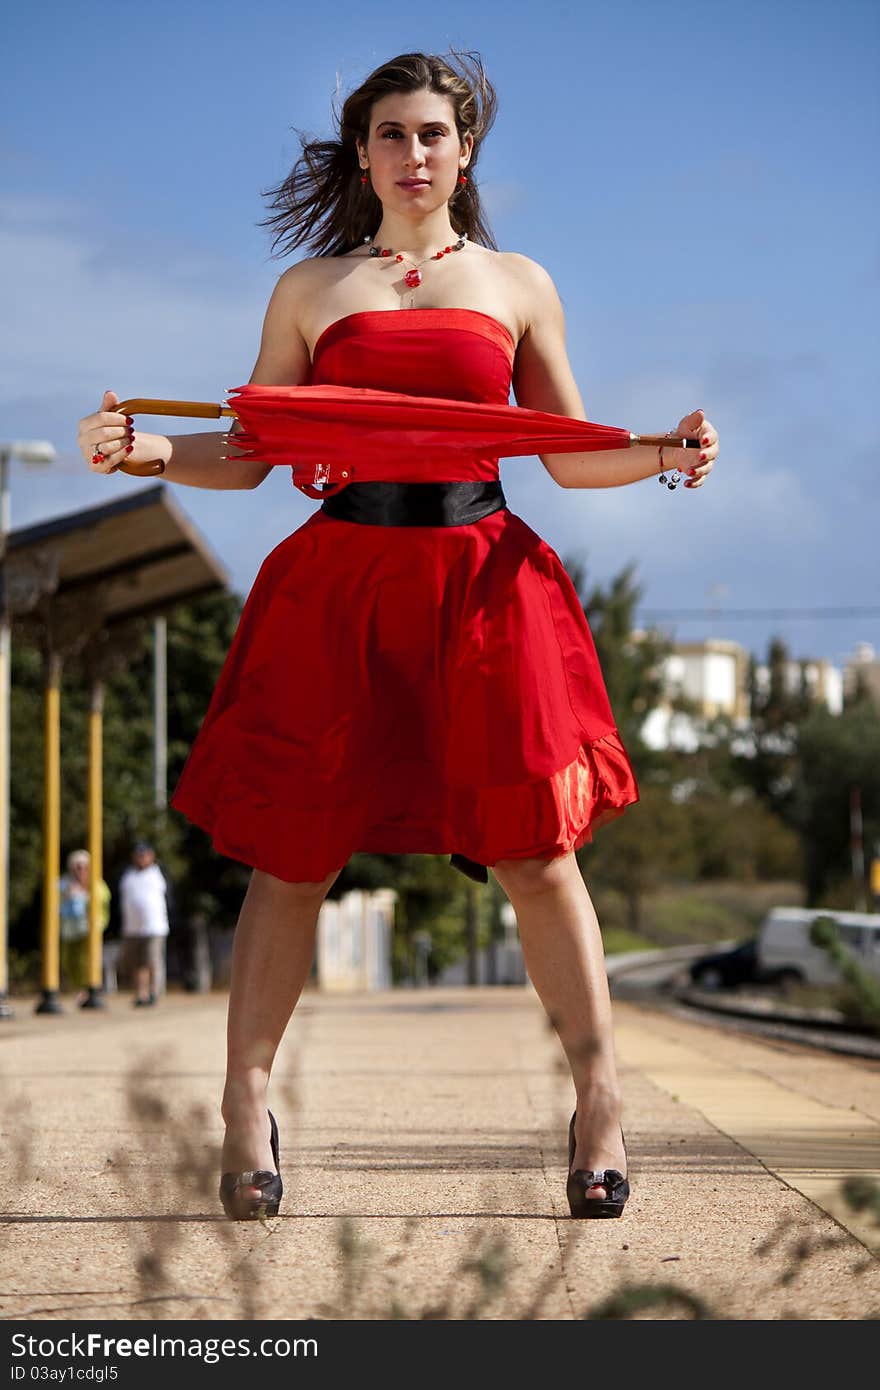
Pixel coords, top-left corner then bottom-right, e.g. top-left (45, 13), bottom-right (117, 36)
top-left (688, 937), bottom-right (761, 990)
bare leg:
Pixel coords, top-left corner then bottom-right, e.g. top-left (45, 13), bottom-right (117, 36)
top-left (492, 851), bottom-right (626, 1201)
top-left (134, 964), bottom-right (151, 1003)
top-left (220, 864), bottom-right (344, 1198)
top-left (150, 940), bottom-right (166, 999)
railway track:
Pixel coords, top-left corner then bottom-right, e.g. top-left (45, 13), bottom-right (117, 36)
top-left (606, 945), bottom-right (880, 1061)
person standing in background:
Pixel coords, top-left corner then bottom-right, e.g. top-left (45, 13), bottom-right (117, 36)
top-left (59, 849), bottom-right (111, 1005)
top-left (118, 840), bottom-right (175, 1006)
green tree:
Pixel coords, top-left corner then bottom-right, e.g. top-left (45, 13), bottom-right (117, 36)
top-left (735, 636), bottom-right (815, 817)
top-left (789, 702), bottom-right (880, 904)
top-left (579, 786), bottom-right (697, 933)
top-left (560, 556), bottom-right (673, 761)
top-left (683, 790), bottom-right (801, 882)
top-left (380, 854), bottom-right (485, 983)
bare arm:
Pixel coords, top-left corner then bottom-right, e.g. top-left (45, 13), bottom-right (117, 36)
top-left (508, 255), bottom-right (717, 489)
top-left (150, 265), bottom-right (313, 490)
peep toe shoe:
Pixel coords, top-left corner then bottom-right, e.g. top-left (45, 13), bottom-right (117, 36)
top-left (566, 1109), bottom-right (630, 1219)
top-left (219, 1108), bottom-right (283, 1220)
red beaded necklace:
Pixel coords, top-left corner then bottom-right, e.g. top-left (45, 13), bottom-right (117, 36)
top-left (365, 231), bottom-right (468, 288)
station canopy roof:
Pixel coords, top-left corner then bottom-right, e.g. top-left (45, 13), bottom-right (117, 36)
top-left (5, 483), bottom-right (231, 630)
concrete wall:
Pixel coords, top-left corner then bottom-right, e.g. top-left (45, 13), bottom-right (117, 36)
top-left (316, 887), bottom-right (396, 992)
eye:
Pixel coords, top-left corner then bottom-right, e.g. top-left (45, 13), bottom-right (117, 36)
top-left (380, 129), bottom-right (445, 139)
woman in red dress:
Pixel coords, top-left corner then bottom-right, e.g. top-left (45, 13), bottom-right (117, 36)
top-left (79, 50), bottom-right (718, 1222)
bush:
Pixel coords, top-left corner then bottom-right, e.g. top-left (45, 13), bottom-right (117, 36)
top-left (808, 914), bottom-right (880, 1035)
top-left (685, 795), bottom-right (801, 882)
top-left (643, 894), bottom-right (746, 947)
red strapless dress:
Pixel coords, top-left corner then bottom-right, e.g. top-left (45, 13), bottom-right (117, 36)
top-left (169, 308), bottom-right (639, 882)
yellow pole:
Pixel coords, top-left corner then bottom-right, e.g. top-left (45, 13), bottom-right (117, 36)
top-left (36, 650), bottom-right (63, 1014)
top-left (83, 678), bottom-right (106, 1007)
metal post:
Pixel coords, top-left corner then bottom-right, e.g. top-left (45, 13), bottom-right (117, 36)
top-left (465, 880), bottom-right (479, 985)
top-left (851, 785), bottom-right (867, 912)
top-left (36, 649), bottom-right (64, 1013)
top-left (0, 437), bottom-right (54, 1017)
top-left (81, 678), bottom-right (106, 1009)
top-left (154, 617), bottom-right (167, 809)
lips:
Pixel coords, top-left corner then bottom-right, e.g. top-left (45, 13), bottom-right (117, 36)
top-left (398, 180), bottom-right (429, 187)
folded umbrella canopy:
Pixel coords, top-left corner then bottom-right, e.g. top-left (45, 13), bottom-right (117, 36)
top-left (115, 384), bottom-right (699, 496)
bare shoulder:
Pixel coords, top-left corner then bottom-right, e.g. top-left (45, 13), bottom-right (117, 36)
top-left (248, 257), bottom-right (327, 386)
top-left (503, 251), bottom-right (585, 428)
top-left (276, 254), bottom-right (329, 291)
top-left (272, 256), bottom-right (328, 326)
top-left (496, 251), bottom-right (564, 333)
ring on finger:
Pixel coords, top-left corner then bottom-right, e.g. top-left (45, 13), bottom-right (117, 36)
top-left (92, 447), bottom-right (106, 464)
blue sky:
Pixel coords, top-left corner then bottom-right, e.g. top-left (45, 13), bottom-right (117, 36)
top-left (4, 0), bottom-right (878, 669)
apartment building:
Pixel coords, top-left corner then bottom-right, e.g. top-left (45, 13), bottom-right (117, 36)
top-left (641, 638), bottom-right (751, 751)
top-left (843, 642), bottom-right (880, 706)
top-left (640, 638), bottom-right (845, 749)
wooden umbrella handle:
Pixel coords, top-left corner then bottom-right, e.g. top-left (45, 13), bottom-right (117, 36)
top-left (115, 398), bottom-right (236, 419)
top-left (632, 434), bottom-right (701, 448)
top-left (113, 398), bottom-right (238, 477)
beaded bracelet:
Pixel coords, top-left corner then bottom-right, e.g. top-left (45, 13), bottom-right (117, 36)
top-left (657, 443), bottom-right (682, 491)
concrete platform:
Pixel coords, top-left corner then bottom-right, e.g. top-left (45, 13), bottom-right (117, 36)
top-left (0, 986), bottom-right (878, 1321)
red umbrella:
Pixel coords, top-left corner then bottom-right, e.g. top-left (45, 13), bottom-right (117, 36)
top-left (115, 385), bottom-right (700, 496)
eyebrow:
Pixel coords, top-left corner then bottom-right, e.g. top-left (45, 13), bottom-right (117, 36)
top-left (376, 120), bottom-right (450, 130)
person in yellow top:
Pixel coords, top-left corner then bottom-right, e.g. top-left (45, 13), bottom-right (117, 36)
top-left (870, 846), bottom-right (880, 910)
top-left (59, 848), bottom-right (111, 1003)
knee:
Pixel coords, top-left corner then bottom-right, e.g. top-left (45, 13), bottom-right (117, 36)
top-left (492, 851), bottom-right (579, 898)
top-left (250, 862), bottom-right (345, 903)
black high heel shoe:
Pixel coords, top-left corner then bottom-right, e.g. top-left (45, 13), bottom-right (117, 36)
top-left (219, 1108), bottom-right (283, 1220)
top-left (566, 1109), bottom-right (630, 1219)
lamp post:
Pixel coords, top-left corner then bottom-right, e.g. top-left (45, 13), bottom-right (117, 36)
top-left (0, 439), bottom-right (56, 1018)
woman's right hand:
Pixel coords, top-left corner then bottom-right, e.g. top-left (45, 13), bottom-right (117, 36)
top-left (78, 389), bottom-right (169, 475)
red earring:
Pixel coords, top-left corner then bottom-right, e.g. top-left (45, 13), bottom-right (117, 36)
top-left (360, 170), bottom-right (369, 184)
top-left (458, 171), bottom-right (468, 186)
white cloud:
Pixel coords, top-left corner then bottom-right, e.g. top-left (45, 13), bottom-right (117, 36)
top-left (1, 191), bottom-right (269, 402)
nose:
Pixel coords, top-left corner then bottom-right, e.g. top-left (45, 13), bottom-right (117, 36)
top-left (402, 136), bottom-right (426, 171)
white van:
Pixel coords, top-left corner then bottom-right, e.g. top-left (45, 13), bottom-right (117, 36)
top-left (756, 907), bottom-right (880, 987)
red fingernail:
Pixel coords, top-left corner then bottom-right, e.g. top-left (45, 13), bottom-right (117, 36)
top-left (687, 469), bottom-right (696, 476)
top-left (125, 415), bottom-right (134, 424)
top-left (125, 444), bottom-right (133, 453)
top-left (701, 436), bottom-right (710, 445)
top-left (699, 452), bottom-right (706, 462)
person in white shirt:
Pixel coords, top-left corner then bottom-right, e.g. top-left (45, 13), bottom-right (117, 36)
top-left (118, 840), bottom-right (172, 1006)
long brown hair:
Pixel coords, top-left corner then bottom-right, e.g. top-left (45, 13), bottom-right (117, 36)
top-left (257, 49), bottom-right (500, 260)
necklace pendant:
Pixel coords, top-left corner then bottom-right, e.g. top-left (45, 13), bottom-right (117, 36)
top-left (403, 268), bottom-right (422, 288)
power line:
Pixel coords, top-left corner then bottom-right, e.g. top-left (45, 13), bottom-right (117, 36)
top-left (637, 608), bottom-right (880, 621)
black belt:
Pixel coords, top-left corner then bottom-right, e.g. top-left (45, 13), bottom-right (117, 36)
top-left (320, 479), bottom-right (498, 884)
top-left (319, 478), bottom-right (507, 528)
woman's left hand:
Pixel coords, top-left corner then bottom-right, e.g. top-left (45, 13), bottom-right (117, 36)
top-left (672, 409), bottom-right (718, 488)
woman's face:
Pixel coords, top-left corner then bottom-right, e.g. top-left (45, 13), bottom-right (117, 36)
top-left (359, 89), bottom-right (472, 213)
